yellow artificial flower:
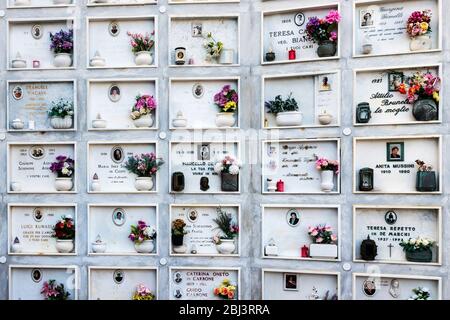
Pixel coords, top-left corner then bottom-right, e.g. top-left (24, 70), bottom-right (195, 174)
top-left (433, 91), bottom-right (440, 102)
top-left (223, 101), bottom-right (237, 112)
top-left (420, 22), bottom-right (429, 32)
top-left (222, 278), bottom-right (230, 285)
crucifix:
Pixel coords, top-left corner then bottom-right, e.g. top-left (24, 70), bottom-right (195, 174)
top-left (387, 243), bottom-right (394, 258)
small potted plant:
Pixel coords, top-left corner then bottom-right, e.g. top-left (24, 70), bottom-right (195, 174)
top-left (213, 85), bottom-right (238, 127)
top-left (124, 153), bottom-right (163, 191)
top-left (396, 71), bottom-right (440, 121)
top-left (308, 224), bottom-right (338, 259)
top-left (41, 280), bottom-right (70, 300)
top-left (128, 220), bottom-right (156, 253)
top-left (265, 93), bottom-right (302, 126)
top-left (132, 284), bottom-right (155, 300)
top-left (415, 159), bottom-right (437, 192)
top-left (212, 208), bottom-right (239, 254)
top-left (48, 98), bottom-right (74, 129)
top-left (171, 219), bottom-right (187, 252)
top-left (52, 215), bottom-right (75, 253)
top-left (408, 287), bottom-right (431, 300)
top-left (50, 29), bottom-right (73, 68)
top-left (213, 279), bottom-right (237, 300)
top-left (400, 236), bottom-right (435, 263)
top-left (407, 10), bottom-right (432, 51)
top-left (213, 155), bottom-right (241, 192)
top-left (315, 157), bottom-right (339, 192)
top-left (128, 31), bottom-right (155, 66)
top-left (130, 94), bottom-right (156, 128)
top-left (203, 32), bottom-right (223, 62)
top-left (305, 10), bottom-right (340, 57)
top-left (49, 155), bottom-right (75, 191)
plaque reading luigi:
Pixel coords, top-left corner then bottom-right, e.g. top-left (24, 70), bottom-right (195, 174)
top-left (354, 206), bottom-right (441, 264)
top-left (8, 142), bottom-right (76, 193)
top-left (169, 267), bottom-right (239, 300)
top-left (87, 141), bottom-right (158, 193)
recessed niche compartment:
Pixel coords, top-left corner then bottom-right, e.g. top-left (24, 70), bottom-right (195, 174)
top-left (169, 140), bottom-right (241, 194)
top-left (7, 80), bottom-right (77, 132)
top-left (9, 265), bottom-right (78, 300)
top-left (87, 141), bottom-right (159, 193)
top-left (169, 77), bottom-right (240, 129)
top-left (353, 205), bottom-right (441, 265)
top-left (354, 64), bottom-right (441, 126)
top-left (261, 3), bottom-right (340, 65)
top-left (7, 142), bottom-right (77, 194)
top-left (262, 71), bottom-right (340, 129)
top-left (7, 18), bottom-right (76, 70)
top-left (353, 0), bottom-right (442, 57)
top-left (8, 0), bottom-right (76, 8)
top-left (8, 204), bottom-right (77, 256)
top-left (169, 0), bottom-right (239, 3)
top-left (262, 139), bottom-right (341, 194)
top-left (87, 16), bottom-right (158, 69)
top-left (353, 273), bottom-right (441, 300)
top-left (262, 269), bottom-right (340, 300)
top-left (87, 78), bottom-right (158, 131)
top-left (170, 204), bottom-right (240, 257)
top-left (88, 204), bottom-right (158, 256)
top-left (169, 15), bottom-right (240, 67)
top-left (88, 267), bottom-right (158, 300)
top-left (262, 204), bottom-right (340, 261)
top-left (169, 267), bottom-right (240, 300)
top-left (353, 135), bottom-right (442, 194)
top-left (87, 0), bottom-right (157, 6)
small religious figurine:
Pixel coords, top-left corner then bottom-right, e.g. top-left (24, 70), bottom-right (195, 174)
top-left (309, 286), bottom-right (320, 300)
top-left (389, 279), bottom-right (400, 298)
top-left (200, 176), bottom-right (210, 191)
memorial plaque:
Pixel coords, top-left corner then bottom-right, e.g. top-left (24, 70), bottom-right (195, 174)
top-left (262, 139), bottom-right (340, 194)
top-left (88, 205), bottom-right (157, 255)
top-left (89, 267), bottom-right (157, 300)
top-left (9, 19), bottom-right (75, 70)
top-left (353, 273), bottom-right (441, 300)
top-left (169, 268), bottom-right (240, 300)
top-left (354, 0), bottom-right (440, 56)
top-left (353, 136), bottom-right (441, 193)
top-left (262, 4), bottom-right (339, 64)
top-left (263, 269), bottom-right (339, 300)
top-left (169, 141), bottom-right (240, 193)
top-left (354, 206), bottom-right (441, 264)
top-left (8, 0), bottom-right (75, 7)
top-left (9, 205), bottom-right (77, 255)
top-left (169, 16), bottom-right (239, 66)
top-left (8, 80), bottom-right (76, 131)
top-left (170, 78), bottom-right (239, 129)
top-left (354, 65), bottom-right (440, 125)
top-left (8, 142), bottom-right (76, 193)
top-left (262, 205), bottom-right (339, 260)
top-left (9, 266), bottom-right (78, 300)
top-left (263, 72), bottom-right (340, 128)
top-left (87, 141), bottom-right (158, 193)
top-left (170, 205), bottom-right (240, 256)
top-left (88, 79), bottom-right (157, 130)
top-left (87, 17), bottom-right (156, 68)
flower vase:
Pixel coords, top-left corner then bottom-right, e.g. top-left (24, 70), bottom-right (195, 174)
top-left (133, 114), bottom-right (154, 128)
top-left (309, 244), bottom-right (338, 259)
top-left (216, 239), bottom-right (236, 254)
top-left (405, 248), bottom-right (432, 263)
top-left (55, 177), bottom-right (73, 191)
top-left (215, 112), bottom-right (236, 127)
top-left (409, 35), bottom-right (432, 51)
top-left (134, 51), bottom-right (153, 66)
top-left (50, 116), bottom-right (73, 129)
top-left (276, 111), bottom-right (303, 126)
top-left (135, 177), bottom-right (154, 191)
top-left (221, 172), bottom-right (239, 192)
top-left (320, 170), bottom-right (335, 192)
top-left (412, 98), bottom-right (438, 121)
top-left (317, 40), bottom-right (337, 57)
top-left (55, 239), bottom-right (74, 253)
top-left (54, 53), bottom-right (72, 68)
top-left (134, 240), bottom-right (155, 253)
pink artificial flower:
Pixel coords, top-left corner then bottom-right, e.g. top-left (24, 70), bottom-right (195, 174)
top-left (316, 237), bottom-right (323, 243)
top-left (325, 10), bottom-right (341, 24)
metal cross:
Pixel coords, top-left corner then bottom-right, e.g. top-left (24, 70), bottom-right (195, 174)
top-left (388, 243), bottom-right (394, 258)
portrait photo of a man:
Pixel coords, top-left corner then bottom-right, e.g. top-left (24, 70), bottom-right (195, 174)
top-left (286, 209), bottom-right (300, 227)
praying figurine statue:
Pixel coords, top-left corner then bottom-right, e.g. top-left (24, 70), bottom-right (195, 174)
top-left (309, 286), bottom-right (320, 300)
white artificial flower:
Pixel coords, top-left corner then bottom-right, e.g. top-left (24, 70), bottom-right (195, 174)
top-left (214, 162), bottom-right (224, 174)
top-left (229, 164), bottom-right (240, 175)
top-left (144, 226), bottom-right (155, 237)
top-left (65, 214), bottom-right (73, 220)
top-left (61, 167), bottom-right (69, 175)
top-left (409, 239), bottom-right (415, 245)
top-left (422, 287), bottom-right (429, 292)
top-left (422, 239), bottom-right (429, 246)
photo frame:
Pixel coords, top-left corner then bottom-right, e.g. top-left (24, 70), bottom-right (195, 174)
top-left (31, 269), bottom-right (42, 283)
top-left (174, 289), bottom-right (182, 299)
top-left (192, 83), bottom-right (204, 99)
top-left (29, 145), bottom-right (45, 160)
top-left (108, 84), bottom-right (121, 102)
top-left (111, 146), bottom-right (124, 164)
top-left (108, 21), bottom-right (120, 37)
top-left (283, 273), bottom-right (298, 291)
top-left (319, 75), bottom-right (331, 91)
top-left (186, 208), bottom-right (198, 223)
top-left (112, 208), bottom-right (126, 226)
top-left (360, 9), bottom-right (375, 28)
top-left (386, 142), bottom-right (404, 162)
top-left (363, 279), bottom-right (377, 297)
top-left (294, 12), bottom-right (305, 27)
top-left (173, 271), bottom-right (183, 284)
top-left (113, 269), bottom-right (124, 284)
top-left (388, 72), bottom-right (404, 92)
top-left (191, 22), bottom-right (203, 37)
top-left (32, 208), bottom-right (44, 222)
top-left (197, 144), bottom-right (210, 160)
top-left (12, 86), bottom-right (23, 100)
top-left (384, 210), bottom-right (398, 225)
top-left (31, 24), bottom-right (43, 40)
top-left (286, 209), bottom-right (300, 227)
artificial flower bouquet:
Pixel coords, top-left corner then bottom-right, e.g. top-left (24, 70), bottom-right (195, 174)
top-left (41, 280), bottom-right (70, 300)
top-left (125, 153), bottom-right (164, 177)
top-left (128, 220), bottom-right (157, 244)
top-left (214, 85), bottom-right (238, 113)
top-left (315, 158), bottom-right (340, 174)
top-left (212, 207), bottom-right (239, 245)
top-left (52, 215), bottom-right (75, 240)
top-left (203, 32), bottom-right (223, 61)
top-left (407, 10), bottom-right (432, 38)
top-left (308, 225), bottom-right (338, 244)
top-left (132, 284), bottom-right (155, 300)
top-left (50, 29), bottom-right (73, 54)
top-left (49, 155), bottom-right (74, 178)
top-left (130, 94), bottom-right (157, 120)
top-left (213, 278), bottom-right (237, 300)
top-left (127, 31), bottom-right (155, 53)
top-left (48, 98), bottom-right (74, 118)
top-left (409, 287), bottom-right (431, 300)
top-left (396, 71), bottom-right (440, 104)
